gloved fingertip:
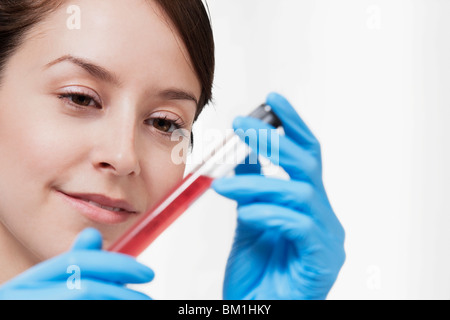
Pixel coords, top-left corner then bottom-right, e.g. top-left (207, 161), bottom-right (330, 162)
top-left (71, 228), bottom-right (103, 251)
top-left (266, 91), bottom-right (281, 102)
top-left (266, 91), bottom-right (288, 106)
top-left (135, 264), bottom-right (155, 283)
top-left (211, 178), bottom-right (228, 193)
top-left (212, 177), bottom-right (241, 196)
top-left (144, 266), bottom-right (155, 282)
top-left (232, 116), bottom-right (246, 130)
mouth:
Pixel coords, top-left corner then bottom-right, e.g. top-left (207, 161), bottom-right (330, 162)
top-left (57, 190), bottom-right (138, 225)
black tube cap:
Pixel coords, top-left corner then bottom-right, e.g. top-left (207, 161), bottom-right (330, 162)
top-left (248, 104), bottom-right (283, 128)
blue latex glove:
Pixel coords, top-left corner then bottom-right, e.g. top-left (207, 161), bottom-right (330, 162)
top-left (212, 92), bottom-right (346, 300)
top-left (0, 228), bottom-right (153, 300)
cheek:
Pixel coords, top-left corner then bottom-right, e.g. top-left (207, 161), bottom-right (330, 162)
top-left (0, 106), bottom-right (77, 188)
top-left (0, 94), bottom-right (83, 260)
top-left (139, 143), bottom-right (187, 210)
top-left (0, 92), bottom-right (86, 221)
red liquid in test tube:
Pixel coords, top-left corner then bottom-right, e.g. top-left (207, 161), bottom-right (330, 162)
top-left (108, 104), bottom-right (282, 257)
top-left (109, 173), bottom-right (214, 257)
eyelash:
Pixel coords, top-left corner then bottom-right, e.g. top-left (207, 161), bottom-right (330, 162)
top-left (57, 89), bottom-right (101, 109)
top-left (57, 90), bottom-right (187, 138)
top-left (144, 115), bottom-right (186, 138)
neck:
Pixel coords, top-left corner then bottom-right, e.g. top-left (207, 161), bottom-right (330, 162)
top-left (0, 223), bottom-right (39, 285)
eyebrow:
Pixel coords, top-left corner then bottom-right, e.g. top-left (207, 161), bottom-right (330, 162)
top-left (44, 54), bottom-right (199, 106)
top-left (44, 54), bottom-right (122, 86)
top-left (158, 88), bottom-right (198, 106)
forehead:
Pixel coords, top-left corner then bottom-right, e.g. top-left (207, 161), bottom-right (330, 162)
top-left (21, 0), bottom-right (201, 98)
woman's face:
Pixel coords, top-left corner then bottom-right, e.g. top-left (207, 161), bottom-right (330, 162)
top-left (0, 0), bottom-right (200, 262)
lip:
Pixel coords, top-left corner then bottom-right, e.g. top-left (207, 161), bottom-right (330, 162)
top-left (57, 190), bottom-right (138, 225)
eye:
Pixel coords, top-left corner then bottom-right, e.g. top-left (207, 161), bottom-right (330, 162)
top-left (153, 118), bottom-right (174, 132)
top-left (147, 117), bottom-right (182, 133)
top-left (68, 94), bottom-right (96, 107)
top-left (144, 112), bottom-right (189, 139)
top-left (57, 87), bottom-right (101, 109)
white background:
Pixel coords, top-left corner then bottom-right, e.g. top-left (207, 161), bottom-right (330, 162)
top-left (137, 0), bottom-right (450, 300)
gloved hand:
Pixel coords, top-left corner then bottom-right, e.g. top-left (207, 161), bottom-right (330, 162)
top-left (0, 228), bottom-right (153, 300)
top-left (212, 92), bottom-right (346, 300)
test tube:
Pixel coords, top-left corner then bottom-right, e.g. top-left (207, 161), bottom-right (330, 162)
top-left (108, 104), bottom-right (282, 257)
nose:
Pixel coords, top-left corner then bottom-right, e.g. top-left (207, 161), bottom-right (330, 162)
top-left (91, 116), bottom-right (141, 177)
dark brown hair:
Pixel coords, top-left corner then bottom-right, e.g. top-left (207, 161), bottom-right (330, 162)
top-left (153, 0), bottom-right (214, 121)
top-left (0, 0), bottom-right (215, 120)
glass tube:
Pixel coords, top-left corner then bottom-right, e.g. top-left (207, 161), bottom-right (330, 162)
top-left (109, 104), bottom-right (282, 257)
